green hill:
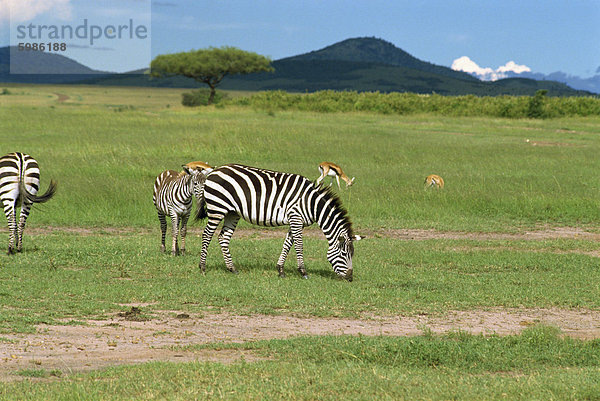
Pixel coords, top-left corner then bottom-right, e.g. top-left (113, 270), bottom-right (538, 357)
top-left (0, 38), bottom-right (593, 96)
top-left (218, 38), bottom-right (593, 96)
top-left (282, 37), bottom-right (478, 82)
top-left (220, 58), bottom-right (589, 96)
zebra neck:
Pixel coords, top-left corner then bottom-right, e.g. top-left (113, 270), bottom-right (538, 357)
top-left (179, 175), bottom-right (193, 196)
top-left (312, 189), bottom-right (348, 246)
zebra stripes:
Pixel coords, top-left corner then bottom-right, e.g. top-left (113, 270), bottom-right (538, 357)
top-left (153, 165), bottom-right (211, 255)
top-left (0, 152), bottom-right (57, 254)
top-left (196, 164), bottom-right (361, 280)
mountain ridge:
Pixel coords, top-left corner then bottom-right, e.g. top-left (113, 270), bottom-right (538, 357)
top-left (283, 37), bottom-right (478, 82)
top-left (0, 38), bottom-right (594, 96)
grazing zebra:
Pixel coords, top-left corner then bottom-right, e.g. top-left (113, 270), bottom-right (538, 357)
top-left (0, 152), bottom-right (57, 254)
top-left (153, 164), bottom-right (212, 255)
top-left (196, 164), bottom-right (362, 281)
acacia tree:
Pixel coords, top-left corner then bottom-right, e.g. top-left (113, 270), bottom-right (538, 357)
top-left (151, 47), bottom-right (273, 104)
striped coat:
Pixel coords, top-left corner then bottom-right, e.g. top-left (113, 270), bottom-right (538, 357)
top-left (153, 165), bottom-right (210, 255)
top-left (0, 152), bottom-right (57, 254)
top-left (196, 164), bottom-right (361, 280)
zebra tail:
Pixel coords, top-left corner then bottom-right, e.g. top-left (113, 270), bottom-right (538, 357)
top-left (20, 179), bottom-right (58, 203)
top-left (195, 194), bottom-right (207, 221)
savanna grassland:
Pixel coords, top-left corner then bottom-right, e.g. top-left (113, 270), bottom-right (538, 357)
top-left (1, 84), bottom-right (600, 400)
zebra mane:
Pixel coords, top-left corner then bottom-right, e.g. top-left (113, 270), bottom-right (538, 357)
top-left (314, 182), bottom-right (354, 238)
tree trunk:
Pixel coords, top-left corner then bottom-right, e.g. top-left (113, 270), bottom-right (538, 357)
top-left (207, 84), bottom-right (216, 105)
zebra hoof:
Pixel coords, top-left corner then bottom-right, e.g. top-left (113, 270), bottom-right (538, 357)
top-left (302, 275), bottom-right (309, 279)
top-left (229, 268), bottom-right (239, 275)
top-left (278, 272), bottom-right (286, 278)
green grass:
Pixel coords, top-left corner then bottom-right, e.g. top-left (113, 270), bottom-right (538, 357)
top-left (1, 85), bottom-right (600, 231)
top-left (1, 84), bottom-right (600, 399)
top-left (2, 327), bottom-right (599, 400)
top-left (1, 233), bottom-right (599, 333)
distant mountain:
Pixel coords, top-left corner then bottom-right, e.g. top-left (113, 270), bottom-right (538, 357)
top-left (283, 37), bottom-right (478, 82)
top-left (504, 71), bottom-right (600, 94)
top-left (450, 55), bottom-right (600, 94)
top-left (0, 39), bottom-right (594, 97)
top-left (220, 59), bottom-right (586, 96)
top-left (0, 46), bottom-right (112, 83)
top-left (220, 38), bottom-right (591, 96)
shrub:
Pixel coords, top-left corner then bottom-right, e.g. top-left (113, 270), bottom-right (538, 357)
top-left (527, 89), bottom-right (548, 119)
top-left (226, 90), bottom-right (600, 118)
top-left (1, 88), bottom-right (11, 95)
top-left (181, 88), bottom-right (226, 107)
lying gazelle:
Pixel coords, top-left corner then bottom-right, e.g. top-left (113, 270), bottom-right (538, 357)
top-left (184, 161), bottom-right (212, 171)
top-left (152, 162), bottom-right (212, 256)
top-left (316, 161), bottom-right (355, 189)
top-left (424, 174), bottom-right (444, 189)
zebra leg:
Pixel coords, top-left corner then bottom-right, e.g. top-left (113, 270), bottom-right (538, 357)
top-left (199, 215), bottom-right (222, 273)
top-left (276, 230), bottom-right (294, 278)
top-left (289, 217), bottom-right (308, 279)
top-left (179, 214), bottom-right (190, 256)
top-left (4, 205), bottom-right (17, 255)
top-left (218, 213), bottom-right (240, 274)
top-left (158, 212), bottom-right (167, 252)
top-left (16, 202), bottom-right (32, 252)
top-left (169, 212), bottom-right (180, 256)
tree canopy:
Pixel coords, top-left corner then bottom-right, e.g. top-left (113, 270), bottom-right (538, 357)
top-left (151, 47), bottom-right (274, 104)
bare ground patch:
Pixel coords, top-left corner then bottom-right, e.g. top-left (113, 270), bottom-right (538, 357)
top-left (2, 308), bottom-right (600, 381)
top-left (24, 225), bottom-right (600, 242)
top-left (53, 93), bottom-right (70, 103)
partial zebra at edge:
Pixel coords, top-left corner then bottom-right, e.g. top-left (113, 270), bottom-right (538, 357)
top-left (0, 152), bottom-right (58, 254)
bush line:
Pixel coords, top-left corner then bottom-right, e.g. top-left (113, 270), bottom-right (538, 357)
top-left (228, 89), bottom-right (600, 118)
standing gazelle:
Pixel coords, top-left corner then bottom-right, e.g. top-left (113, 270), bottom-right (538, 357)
top-left (316, 161), bottom-right (355, 189)
top-left (0, 152), bottom-right (57, 254)
top-left (153, 164), bottom-right (212, 255)
top-left (424, 174), bottom-right (444, 189)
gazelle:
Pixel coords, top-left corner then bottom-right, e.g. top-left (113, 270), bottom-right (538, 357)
top-left (183, 161), bottom-right (213, 174)
top-left (424, 174), bottom-right (444, 189)
top-left (316, 162), bottom-right (355, 189)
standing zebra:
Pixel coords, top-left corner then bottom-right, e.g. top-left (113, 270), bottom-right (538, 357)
top-left (0, 152), bottom-right (57, 254)
top-left (196, 164), bottom-right (362, 281)
top-left (153, 164), bottom-right (212, 255)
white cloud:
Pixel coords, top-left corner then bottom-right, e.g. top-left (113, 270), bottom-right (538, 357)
top-left (497, 61), bottom-right (531, 74)
top-left (451, 56), bottom-right (496, 78)
top-left (451, 56), bottom-right (531, 81)
top-left (0, 0), bottom-right (72, 23)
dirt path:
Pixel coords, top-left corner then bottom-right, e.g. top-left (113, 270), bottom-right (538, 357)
top-left (25, 225), bottom-right (600, 241)
top-left (3, 226), bottom-right (599, 380)
top-left (53, 93), bottom-right (69, 103)
top-left (2, 308), bottom-right (600, 381)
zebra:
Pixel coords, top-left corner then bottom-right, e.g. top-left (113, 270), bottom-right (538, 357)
top-left (196, 164), bottom-right (362, 281)
top-left (153, 164), bottom-right (212, 255)
top-left (0, 152), bottom-right (57, 254)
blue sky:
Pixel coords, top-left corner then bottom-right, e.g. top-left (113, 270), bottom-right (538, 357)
top-left (1, 0), bottom-right (599, 77)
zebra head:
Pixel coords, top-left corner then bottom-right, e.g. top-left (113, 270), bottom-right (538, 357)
top-left (182, 165), bottom-right (211, 201)
top-left (328, 233), bottom-right (362, 281)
